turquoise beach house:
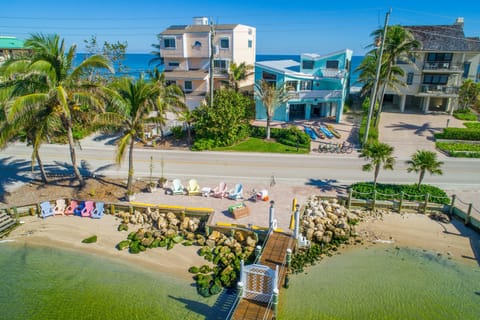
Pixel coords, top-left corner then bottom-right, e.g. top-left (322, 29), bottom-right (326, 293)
top-left (255, 49), bottom-right (352, 123)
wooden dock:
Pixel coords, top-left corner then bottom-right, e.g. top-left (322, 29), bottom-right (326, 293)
top-left (231, 232), bottom-right (294, 320)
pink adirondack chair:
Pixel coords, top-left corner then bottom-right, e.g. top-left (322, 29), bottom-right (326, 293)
top-left (64, 200), bottom-right (78, 216)
top-left (81, 201), bottom-right (94, 217)
top-left (212, 182), bottom-right (228, 198)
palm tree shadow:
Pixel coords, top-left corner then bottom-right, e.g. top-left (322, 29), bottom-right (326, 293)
top-left (385, 121), bottom-right (442, 141)
top-left (0, 157), bottom-right (33, 203)
top-left (93, 133), bottom-right (121, 146)
top-left (306, 178), bottom-right (348, 195)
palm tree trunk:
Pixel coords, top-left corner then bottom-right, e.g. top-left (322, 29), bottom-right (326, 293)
top-left (126, 137), bottom-right (135, 193)
top-left (66, 118), bottom-right (84, 186)
top-left (418, 170), bottom-right (425, 190)
top-left (34, 148), bottom-right (49, 184)
top-left (266, 116), bottom-right (271, 140)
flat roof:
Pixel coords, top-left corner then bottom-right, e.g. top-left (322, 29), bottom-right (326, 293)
top-left (256, 60), bottom-right (313, 79)
top-left (0, 36), bottom-right (24, 49)
top-left (163, 70), bottom-right (209, 80)
top-left (161, 24), bottom-right (242, 35)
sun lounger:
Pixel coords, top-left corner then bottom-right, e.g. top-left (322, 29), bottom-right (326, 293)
top-left (40, 201), bottom-right (54, 219)
top-left (326, 124), bottom-right (341, 138)
top-left (304, 126), bottom-right (318, 140)
top-left (54, 199), bottom-right (66, 216)
top-left (91, 202), bottom-right (104, 219)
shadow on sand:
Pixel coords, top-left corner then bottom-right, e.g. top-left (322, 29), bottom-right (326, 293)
top-left (305, 178), bottom-right (348, 195)
top-left (385, 121), bottom-right (443, 141)
top-left (0, 157), bottom-right (33, 203)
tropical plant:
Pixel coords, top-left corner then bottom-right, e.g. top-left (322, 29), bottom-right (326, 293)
top-left (149, 37), bottom-right (162, 67)
top-left (1, 33), bottom-right (113, 186)
top-left (254, 80), bottom-right (290, 140)
top-left (148, 68), bottom-right (187, 139)
top-left (458, 79), bottom-right (480, 110)
top-left (178, 109), bottom-right (195, 143)
top-left (96, 76), bottom-right (158, 194)
top-left (359, 141), bottom-right (395, 187)
top-left (226, 62), bottom-right (254, 92)
top-left (406, 150), bottom-right (443, 190)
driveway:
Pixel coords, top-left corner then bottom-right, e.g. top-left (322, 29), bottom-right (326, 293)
top-left (378, 111), bottom-right (465, 159)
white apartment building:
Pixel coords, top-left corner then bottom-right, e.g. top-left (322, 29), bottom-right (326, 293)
top-left (158, 17), bottom-right (256, 109)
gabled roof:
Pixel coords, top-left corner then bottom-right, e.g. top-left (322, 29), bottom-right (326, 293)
top-left (256, 60), bottom-right (312, 79)
top-left (404, 23), bottom-right (470, 51)
top-left (161, 24), bottom-right (240, 35)
top-left (466, 37), bottom-right (480, 51)
top-left (0, 36), bottom-right (24, 49)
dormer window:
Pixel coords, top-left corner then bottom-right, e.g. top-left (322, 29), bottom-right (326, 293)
top-left (326, 60), bottom-right (339, 69)
top-left (302, 60), bottom-right (314, 69)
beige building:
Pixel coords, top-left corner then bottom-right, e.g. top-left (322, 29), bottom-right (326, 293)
top-left (384, 18), bottom-right (480, 113)
top-left (158, 17), bottom-right (256, 109)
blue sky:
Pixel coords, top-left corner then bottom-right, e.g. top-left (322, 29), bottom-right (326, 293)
top-left (2, 0), bottom-right (479, 55)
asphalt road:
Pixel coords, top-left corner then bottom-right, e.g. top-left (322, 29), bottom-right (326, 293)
top-left (2, 141), bottom-right (480, 192)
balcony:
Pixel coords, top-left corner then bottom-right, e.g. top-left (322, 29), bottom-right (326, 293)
top-left (319, 68), bottom-right (347, 79)
top-left (288, 90), bottom-right (343, 101)
top-left (422, 61), bottom-right (462, 73)
top-left (420, 85), bottom-right (459, 95)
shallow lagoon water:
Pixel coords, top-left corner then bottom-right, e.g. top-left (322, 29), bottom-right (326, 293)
top-left (278, 246), bottom-right (480, 320)
top-left (0, 243), bottom-right (217, 320)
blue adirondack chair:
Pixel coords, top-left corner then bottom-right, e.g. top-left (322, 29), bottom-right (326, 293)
top-left (91, 202), bottom-right (105, 219)
top-left (74, 201), bottom-right (85, 216)
top-left (227, 183), bottom-right (244, 200)
top-left (40, 201), bottom-right (55, 219)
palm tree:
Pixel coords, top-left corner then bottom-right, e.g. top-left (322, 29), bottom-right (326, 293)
top-left (149, 40), bottom-right (162, 67)
top-left (4, 33), bottom-right (113, 187)
top-left (96, 76), bottom-right (158, 195)
top-left (359, 142), bottom-right (395, 187)
top-left (148, 68), bottom-right (186, 139)
top-left (254, 80), bottom-right (290, 140)
top-left (406, 150), bottom-right (443, 190)
top-left (227, 62), bottom-right (254, 92)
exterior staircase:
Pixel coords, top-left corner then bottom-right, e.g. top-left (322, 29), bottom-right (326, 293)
top-left (0, 211), bottom-right (16, 236)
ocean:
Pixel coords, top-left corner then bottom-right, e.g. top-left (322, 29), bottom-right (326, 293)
top-left (74, 53), bottom-right (364, 87)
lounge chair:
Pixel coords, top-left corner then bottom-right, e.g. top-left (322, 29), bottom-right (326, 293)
top-left (64, 200), bottom-right (78, 216)
top-left (211, 182), bottom-right (228, 198)
top-left (166, 179), bottom-right (186, 195)
top-left (54, 199), bottom-right (66, 216)
top-left (227, 183), bottom-right (244, 200)
top-left (91, 202), bottom-right (104, 219)
top-left (74, 201), bottom-right (85, 216)
top-left (187, 179), bottom-right (201, 196)
top-left (40, 201), bottom-right (55, 219)
top-left (81, 201), bottom-right (94, 217)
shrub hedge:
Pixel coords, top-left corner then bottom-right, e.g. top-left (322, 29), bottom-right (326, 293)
top-left (435, 128), bottom-right (480, 141)
top-left (249, 125), bottom-right (311, 149)
top-left (464, 122), bottom-right (480, 129)
top-left (453, 109), bottom-right (478, 121)
top-left (350, 182), bottom-right (450, 205)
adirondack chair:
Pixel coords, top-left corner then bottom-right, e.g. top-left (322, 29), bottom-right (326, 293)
top-left (64, 200), bottom-right (78, 216)
top-left (227, 184), bottom-right (244, 200)
top-left (74, 201), bottom-right (85, 216)
top-left (40, 201), bottom-right (55, 219)
top-left (81, 201), bottom-right (94, 217)
top-left (54, 199), bottom-right (66, 216)
top-left (91, 202), bottom-right (105, 219)
top-left (187, 179), bottom-right (201, 196)
top-left (211, 182), bottom-right (228, 198)
top-left (167, 179), bottom-right (186, 195)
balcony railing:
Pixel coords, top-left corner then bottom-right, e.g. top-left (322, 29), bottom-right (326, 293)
top-left (422, 61), bottom-right (462, 71)
top-left (420, 85), bottom-right (459, 94)
top-left (288, 90), bottom-right (343, 100)
top-left (319, 68), bottom-right (346, 79)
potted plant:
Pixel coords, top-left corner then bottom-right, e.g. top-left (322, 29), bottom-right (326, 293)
top-left (147, 156), bottom-right (157, 193)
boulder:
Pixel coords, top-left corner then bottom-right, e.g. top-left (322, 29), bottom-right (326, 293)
top-left (205, 239), bottom-right (216, 248)
top-left (246, 236), bottom-right (257, 247)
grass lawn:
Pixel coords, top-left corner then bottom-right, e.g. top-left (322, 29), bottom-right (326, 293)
top-left (213, 137), bottom-right (310, 154)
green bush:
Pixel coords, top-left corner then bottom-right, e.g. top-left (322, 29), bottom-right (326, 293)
top-left (463, 122), bottom-right (480, 129)
top-left (350, 182), bottom-right (450, 205)
top-left (191, 138), bottom-right (216, 151)
top-left (170, 125), bottom-right (185, 139)
top-left (249, 125), bottom-right (310, 149)
top-left (436, 141), bottom-right (480, 152)
top-left (453, 108), bottom-right (477, 121)
top-left (435, 128), bottom-right (480, 141)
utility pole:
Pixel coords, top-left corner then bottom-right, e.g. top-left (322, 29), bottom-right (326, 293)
top-left (363, 9), bottom-right (391, 146)
top-left (209, 19), bottom-right (215, 107)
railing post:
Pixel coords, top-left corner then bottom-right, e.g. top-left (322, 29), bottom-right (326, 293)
top-left (255, 245), bottom-right (262, 258)
top-left (449, 195), bottom-right (456, 218)
top-left (398, 191), bottom-right (404, 213)
top-left (269, 200), bottom-right (275, 230)
top-left (465, 203), bottom-right (473, 226)
top-left (423, 193), bottom-right (430, 214)
top-left (372, 190), bottom-right (377, 211)
top-left (294, 204), bottom-right (300, 240)
top-left (347, 188), bottom-right (352, 209)
top-left (273, 265), bottom-right (279, 316)
top-left (286, 248), bottom-right (292, 268)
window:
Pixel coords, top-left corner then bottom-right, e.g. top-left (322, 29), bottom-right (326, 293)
top-left (326, 60), bottom-right (339, 69)
top-left (407, 72), bottom-right (414, 85)
top-left (248, 28), bottom-right (253, 35)
top-left (184, 81), bottom-right (193, 91)
top-left (302, 60), bottom-right (314, 69)
top-left (248, 40), bottom-right (253, 48)
top-left (168, 61), bottom-right (180, 67)
top-left (286, 80), bottom-right (298, 91)
top-left (214, 59), bottom-right (228, 69)
top-left (220, 38), bottom-right (229, 49)
top-left (299, 80), bottom-right (312, 90)
top-left (163, 38), bottom-right (176, 49)
top-left (262, 71), bottom-right (277, 84)
top-left (427, 53), bottom-right (452, 62)
top-left (463, 62), bottom-right (471, 78)
top-left (423, 74), bottom-right (448, 85)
